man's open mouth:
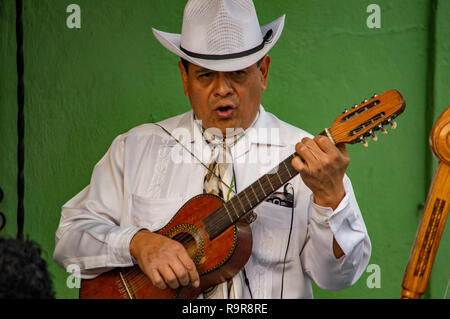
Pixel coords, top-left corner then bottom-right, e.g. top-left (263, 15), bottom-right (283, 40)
top-left (215, 105), bottom-right (235, 118)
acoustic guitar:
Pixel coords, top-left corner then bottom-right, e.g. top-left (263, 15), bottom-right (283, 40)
top-left (80, 89), bottom-right (406, 299)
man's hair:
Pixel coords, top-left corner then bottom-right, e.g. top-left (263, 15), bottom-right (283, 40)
top-left (0, 237), bottom-right (55, 298)
top-left (181, 58), bottom-right (191, 73)
top-left (181, 57), bottom-right (265, 74)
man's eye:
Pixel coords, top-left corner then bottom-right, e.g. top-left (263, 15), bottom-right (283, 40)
top-left (200, 72), bottom-right (214, 78)
top-left (233, 71), bottom-right (246, 76)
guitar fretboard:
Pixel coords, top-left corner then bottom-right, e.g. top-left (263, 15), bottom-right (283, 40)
top-left (203, 153), bottom-right (299, 239)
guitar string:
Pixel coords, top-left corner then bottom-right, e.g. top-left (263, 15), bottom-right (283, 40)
top-left (171, 166), bottom-right (297, 245)
top-left (214, 177), bottom-right (294, 235)
top-left (164, 155), bottom-right (298, 245)
top-left (130, 277), bottom-right (152, 291)
top-left (204, 167), bottom-right (295, 237)
top-left (179, 169), bottom-right (298, 248)
top-left (202, 157), bottom-right (298, 237)
top-left (170, 162), bottom-right (295, 243)
top-left (126, 269), bottom-right (154, 292)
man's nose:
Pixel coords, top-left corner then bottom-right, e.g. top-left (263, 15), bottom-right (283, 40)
top-left (213, 73), bottom-right (233, 97)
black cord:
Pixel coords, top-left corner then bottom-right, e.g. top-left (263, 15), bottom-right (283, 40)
top-left (16, 0), bottom-right (25, 240)
top-left (280, 183), bottom-right (295, 299)
top-left (242, 267), bottom-right (253, 299)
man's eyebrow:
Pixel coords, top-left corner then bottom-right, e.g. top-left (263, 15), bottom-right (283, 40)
top-left (194, 68), bottom-right (214, 74)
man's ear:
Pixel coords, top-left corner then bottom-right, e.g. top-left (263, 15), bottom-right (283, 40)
top-left (259, 55), bottom-right (271, 92)
top-left (178, 61), bottom-right (189, 98)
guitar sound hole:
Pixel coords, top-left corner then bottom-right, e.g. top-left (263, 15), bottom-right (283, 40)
top-left (171, 232), bottom-right (200, 264)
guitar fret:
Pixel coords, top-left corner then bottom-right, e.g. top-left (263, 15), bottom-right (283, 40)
top-left (223, 204), bottom-right (235, 222)
top-left (243, 190), bottom-right (253, 208)
top-left (276, 171), bottom-right (283, 184)
top-left (283, 161), bottom-right (293, 178)
top-left (227, 199), bottom-right (240, 218)
top-left (234, 194), bottom-right (246, 217)
top-left (265, 174), bottom-right (274, 191)
top-left (250, 184), bottom-right (259, 202)
top-left (257, 179), bottom-right (267, 197)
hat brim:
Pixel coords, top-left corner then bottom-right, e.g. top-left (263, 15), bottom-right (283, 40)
top-left (152, 15), bottom-right (285, 72)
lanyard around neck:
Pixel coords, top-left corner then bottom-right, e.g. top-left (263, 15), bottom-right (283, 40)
top-left (153, 123), bottom-right (235, 196)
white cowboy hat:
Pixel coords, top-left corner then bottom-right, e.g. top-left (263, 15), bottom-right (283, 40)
top-left (152, 0), bottom-right (285, 72)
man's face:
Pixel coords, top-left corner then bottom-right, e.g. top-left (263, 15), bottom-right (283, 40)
top-left (179, 55), bottom-right (271, 135)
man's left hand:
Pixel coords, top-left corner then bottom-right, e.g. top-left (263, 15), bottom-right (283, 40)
top-left (291, 135), bottom-right (350, 210)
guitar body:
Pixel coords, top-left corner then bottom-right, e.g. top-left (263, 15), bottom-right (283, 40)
top-left (80, 194), bottom-right (252, 299)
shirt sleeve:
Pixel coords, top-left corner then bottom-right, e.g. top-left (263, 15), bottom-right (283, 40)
top-left (53, 134), bottom-right (143, 279)
top-left (300, 175), bottom-right (371, 290)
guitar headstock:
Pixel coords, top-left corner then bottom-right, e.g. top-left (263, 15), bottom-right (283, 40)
top-left (327, 89), bottom-right (406, 146)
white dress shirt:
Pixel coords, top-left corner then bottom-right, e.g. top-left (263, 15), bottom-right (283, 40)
top-left (53, 105), bottom-right (371, 298)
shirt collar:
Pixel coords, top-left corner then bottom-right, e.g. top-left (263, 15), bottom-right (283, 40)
top-left (175, 105), bottom-right (286, 147)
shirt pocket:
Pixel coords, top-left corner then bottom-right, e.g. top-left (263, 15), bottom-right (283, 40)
top-left (131, 194), bottom-right (183, 232)
top-left (251, 201), bottom-right (297, 265)
top-left (255, 200), bottom-right (295, 228)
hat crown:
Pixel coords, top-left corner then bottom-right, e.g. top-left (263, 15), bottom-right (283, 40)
top-left (181, 0), bottom-right (263, 56)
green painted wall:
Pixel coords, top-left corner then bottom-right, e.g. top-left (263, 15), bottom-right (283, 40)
top-left (0, 0), bottom-right (448, 299)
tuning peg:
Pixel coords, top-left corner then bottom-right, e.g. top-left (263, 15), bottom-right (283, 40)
top-left (363, 139), bottom-right (369, 147)
top-left (386, 118), bottom-right (397, 129)
top-left (358, 136), bottom-right (369, 147)
top-left (362, 99), bottom-right (368, 103)
top-left (353, 104), bottom-right (358, 109)
top-left (368, 130), bottom-right (378, 141)
top-left (342, 108), bottom-right (349, 114)
top-left (371, 93), bottom-right (378, 98)
top-left (375, 124), bottom-right (387, 134)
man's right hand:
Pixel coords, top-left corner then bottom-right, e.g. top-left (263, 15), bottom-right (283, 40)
top-left (129, 230), bottom-right (200, 290)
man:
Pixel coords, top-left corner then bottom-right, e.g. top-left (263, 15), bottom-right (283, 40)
top-left (54, 0), bottom-right (370, 298)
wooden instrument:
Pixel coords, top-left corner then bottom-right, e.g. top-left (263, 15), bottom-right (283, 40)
top-left (401, 106), bottom-right (450, 299)
top-left (80, 89), bottom-right (406, 299)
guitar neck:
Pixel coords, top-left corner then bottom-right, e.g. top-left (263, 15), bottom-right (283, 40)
top-left (203, 153), bottom-right (299, 239)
